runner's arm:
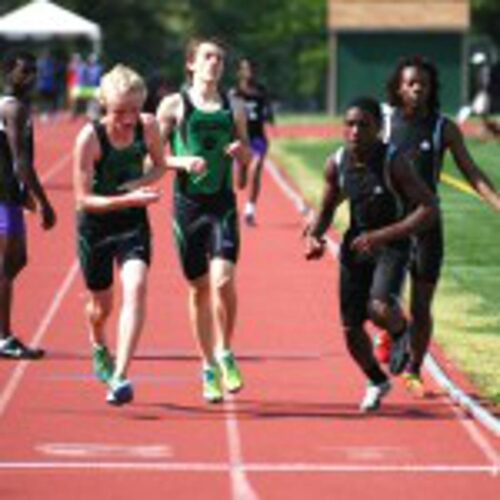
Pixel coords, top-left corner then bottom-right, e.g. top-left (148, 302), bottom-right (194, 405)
top-left (445, 119), bottom-right (500, 211)
top-left (304, 157), bottom-right (342, 259)
top-left (228, 96), bottom-right (252, 189)
top-left (3, 100), bottom-right (56, 229)
top-left (155, 93), bottom-right (206, 174)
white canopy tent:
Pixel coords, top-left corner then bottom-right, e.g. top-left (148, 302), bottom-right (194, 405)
top-left (0, 0), bottom-right (101, 53)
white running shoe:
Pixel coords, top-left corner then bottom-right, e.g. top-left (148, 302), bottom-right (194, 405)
top-left (359, 380), bottom-right (392, 412)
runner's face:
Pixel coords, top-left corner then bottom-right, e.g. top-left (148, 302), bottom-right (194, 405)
top-left (343, 107), bottom-right (379, 152)
top-left (10, 59), bottom-right (37, 94)
top-left (190, 42), bottom-right (224, 83)
top-left (105, 91), bottom-right (142, 132)
top-left (398, 66), bottom-right (431, 111)
top-left (239, 60), bottom-right (253, 80)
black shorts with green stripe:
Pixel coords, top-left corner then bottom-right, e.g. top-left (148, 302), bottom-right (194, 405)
top-left (77, 209), bottom-right (151, 291)
top-left (173, 190), bottom-right (239, 281)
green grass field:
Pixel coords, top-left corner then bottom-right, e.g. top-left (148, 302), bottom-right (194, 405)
top-left (271, 136), bottom-right (500, 405)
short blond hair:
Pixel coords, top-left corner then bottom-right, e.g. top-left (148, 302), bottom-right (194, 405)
top-left (99, 64), bottom-right (147, 105)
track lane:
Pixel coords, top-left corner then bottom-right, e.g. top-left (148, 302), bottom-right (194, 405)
top-left (0, 120), bottom-right (498, 499)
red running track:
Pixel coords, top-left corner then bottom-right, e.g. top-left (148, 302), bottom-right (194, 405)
top-left (0, 119), bottom-right (498, 499)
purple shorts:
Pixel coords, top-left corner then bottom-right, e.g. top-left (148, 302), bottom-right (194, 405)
top-left (0, 203), bottom-right (26, 237)
top-left (250, 137), bottom-right (268, 158)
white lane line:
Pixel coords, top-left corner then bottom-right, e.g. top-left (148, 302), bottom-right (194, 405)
top-left (0, 149), bottom-right (76, 418)
top-left (41, 152), bottom-right (72, 183)
top-left (0, 260), bottom-right (80, 418)
top-left (0, 461), bottom-right (497, 475)
top-left (424, 355), bottom-right (500, 437)
top-left (224, 395), bottom-right (260, 500)
top-left (266, 157), bottom-right (500, 465)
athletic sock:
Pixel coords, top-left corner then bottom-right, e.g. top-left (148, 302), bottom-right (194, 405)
top-left (365, 364), bottom-right (388, 385)
top-left (244, 202), bottom-right (255, 216)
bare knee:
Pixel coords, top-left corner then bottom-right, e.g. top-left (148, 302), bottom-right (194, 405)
top-left (210, 260), bottom-right (235, 295)
top-left (189, 276), bottom-right (210, 305)
top-left (86, 295), bottom-right (112, 326)
top-left (368, 298), bottom-right (404, 330)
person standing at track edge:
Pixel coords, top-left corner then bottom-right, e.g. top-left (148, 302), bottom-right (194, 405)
top-left (304, 97), bottom-right (437, 412)
top-left (380, 56), bottom-right (500, 397)
top-left (73, 65), bottom-right (167, 406)
top-left (156, 37), bottom-right (252, 403)
top-left (230, 57), bottom-right (274, 227)
top-left (0, 51), bottom-right (56, 360)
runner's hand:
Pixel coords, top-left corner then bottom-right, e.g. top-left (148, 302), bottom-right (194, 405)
top-left (350, 231), bottom-right (384, 254)
top-left (304, 235), bottom-right (326, 260)
top-left (40, 201), bottom-right (56, 230)
top-left (184, 156), bottom-right (206, 174)
top-left (226, 140), bottom-right (251, 165)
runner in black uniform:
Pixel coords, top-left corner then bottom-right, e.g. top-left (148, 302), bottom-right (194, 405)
top-left (230, 58), bottom-right (274, 226)
top-left (156, 38), bottom-right (251, 403)
top-left (74, 64), bottom-right (166, 405)
top-left (304, 97), bottom-right (437, 412)
top-left (383, 56), bottom-right (500, 396)
top-left (0, 50), bottom-right (56, 360)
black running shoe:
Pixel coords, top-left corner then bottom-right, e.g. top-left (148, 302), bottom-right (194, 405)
top-left (0, 336), bottom-right (45, 360)
top-left (389, 329), bottom-right (410, 375)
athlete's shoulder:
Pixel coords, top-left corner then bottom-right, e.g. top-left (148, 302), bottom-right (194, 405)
top-left (157, 92), bottom-right (183, 119)
top-left (75, 121), bottom-right (98, 149)
top-left (0, 96), bottom-right (27, 122)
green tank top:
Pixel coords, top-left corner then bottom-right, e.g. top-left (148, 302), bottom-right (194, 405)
top-left (79, 120), bottom-right (148, 230)
top-left (170, 89), bottom-right (235, 197)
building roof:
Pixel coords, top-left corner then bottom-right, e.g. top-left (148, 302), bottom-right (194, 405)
top-left (328, 0), bottom-right (470, 31)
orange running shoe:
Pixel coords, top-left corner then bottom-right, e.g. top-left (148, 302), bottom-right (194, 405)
top-left (373, 330), bottom-right (392, 364)
top-left (402, 372), bottom-right (426, 398)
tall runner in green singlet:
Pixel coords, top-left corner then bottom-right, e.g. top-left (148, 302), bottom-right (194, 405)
top-left (74, 64), bottom-right (167, 406)
top-left (156, 38), bottom-right (251, 403)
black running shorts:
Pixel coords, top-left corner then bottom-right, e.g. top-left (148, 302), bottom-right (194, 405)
top-left (172, 190), bottom-right (239, 281)
top-left (340, 242), bottom-right (409, 329)
top-left (77, 210), bottom-right (151, 291)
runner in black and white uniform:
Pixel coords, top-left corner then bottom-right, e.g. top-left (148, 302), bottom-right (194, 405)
top-left (382, 56), bottom-right (500, 396)
top-left (304, 97), bottom-right (437, 412)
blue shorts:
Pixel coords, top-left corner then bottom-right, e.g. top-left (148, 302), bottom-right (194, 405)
top-left (250, 137), bottom-right (268, 158)
top-left (0, 203), bottom-right (26, 237)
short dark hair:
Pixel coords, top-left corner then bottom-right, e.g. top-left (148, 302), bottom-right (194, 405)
top-left (386, 55), bottom-right (440, 112)
top-left (346, 96), bottom-right (383, 127)
top-left (2, 50), bottom-right (36, 76)
top-left (184, 37), bottom-right (226, 82)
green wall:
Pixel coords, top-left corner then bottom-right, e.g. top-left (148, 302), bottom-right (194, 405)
top-left (335, 32), bottom-right (463, 113)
